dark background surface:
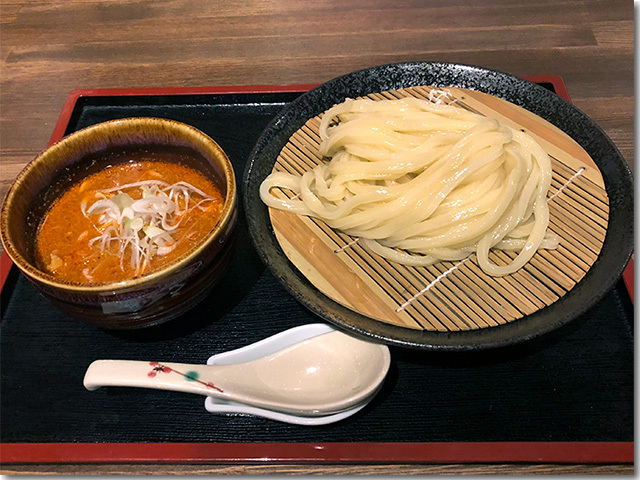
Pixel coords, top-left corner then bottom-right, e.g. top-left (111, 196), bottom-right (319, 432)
top-left (1, 90), bottom-right (633, 444)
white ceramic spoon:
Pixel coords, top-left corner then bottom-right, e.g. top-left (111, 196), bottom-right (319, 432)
top-left (202, 323), bottom-right (381, 425)
top-left (202, 396), bottom-right (371, 425)
top-left (84, 324), bottom-right (391, 418)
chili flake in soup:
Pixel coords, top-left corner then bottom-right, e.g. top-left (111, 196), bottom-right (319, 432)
top-left (36, 160), bottom-right (224, 283)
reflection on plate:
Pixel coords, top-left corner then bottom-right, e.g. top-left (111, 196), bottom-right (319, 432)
top-left (243, 62), bottom-right (633, 350)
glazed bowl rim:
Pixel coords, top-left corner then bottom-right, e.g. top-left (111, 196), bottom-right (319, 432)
top-left (0, 116), bottom-right (237, 293)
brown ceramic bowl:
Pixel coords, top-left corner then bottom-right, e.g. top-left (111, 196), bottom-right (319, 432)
top-left (0, 117), bottom-right (238, 329)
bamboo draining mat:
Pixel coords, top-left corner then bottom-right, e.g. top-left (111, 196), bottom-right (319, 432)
top-left (268, 86), bottom-right (609, 332)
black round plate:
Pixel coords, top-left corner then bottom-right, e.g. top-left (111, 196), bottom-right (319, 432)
top-left (242, 61), bottom-right (633, 351)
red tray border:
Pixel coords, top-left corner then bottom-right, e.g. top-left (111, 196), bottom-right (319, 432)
top-left (0, 441), bottom-right (633, 464)
top-left (0, 76), bottom-right (633, 465)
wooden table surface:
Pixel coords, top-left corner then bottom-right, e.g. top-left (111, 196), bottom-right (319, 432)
top-left (0, 0), bottom-right (633, 475)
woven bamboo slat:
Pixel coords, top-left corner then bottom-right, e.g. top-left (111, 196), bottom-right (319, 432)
top-left (268, 86), bottom-right (609, 332)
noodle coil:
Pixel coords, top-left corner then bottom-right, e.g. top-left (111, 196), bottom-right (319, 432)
top-left (260, 94), bottom-right (558, 276)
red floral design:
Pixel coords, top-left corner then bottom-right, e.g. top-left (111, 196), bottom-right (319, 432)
top-left (147, 361), bottom-right (172, 377)
top-left (146, 361), bottom-right (223, 392)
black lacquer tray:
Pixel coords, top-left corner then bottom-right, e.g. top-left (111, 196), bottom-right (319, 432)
top-left (0, 80), bottom-right (633, 465)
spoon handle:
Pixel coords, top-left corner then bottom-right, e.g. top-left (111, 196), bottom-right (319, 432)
top-left (84, 360), bottom-right (225, 397)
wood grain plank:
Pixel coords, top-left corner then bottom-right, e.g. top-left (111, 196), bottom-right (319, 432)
top-left (0, 1), bottom-right (632, 472)
top-left (0, 462), bottom-right (634, 475)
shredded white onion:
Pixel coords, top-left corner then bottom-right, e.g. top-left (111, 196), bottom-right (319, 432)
top-left (84, 180), bottom-right (213, 276)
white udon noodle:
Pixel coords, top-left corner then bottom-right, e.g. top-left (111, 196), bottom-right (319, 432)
top-left (260, 95), bottom-right (559, 276)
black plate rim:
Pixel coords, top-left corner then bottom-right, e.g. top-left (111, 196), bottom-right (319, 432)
top-left (242, 61), bottom-right (634, 351)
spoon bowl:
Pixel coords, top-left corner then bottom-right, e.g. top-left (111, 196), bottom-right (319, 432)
top-left (84, 324), bottom-right (391, 417)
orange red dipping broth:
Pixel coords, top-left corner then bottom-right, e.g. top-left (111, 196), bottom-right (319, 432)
top-left (36, 158), bottom-right (224, 284)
